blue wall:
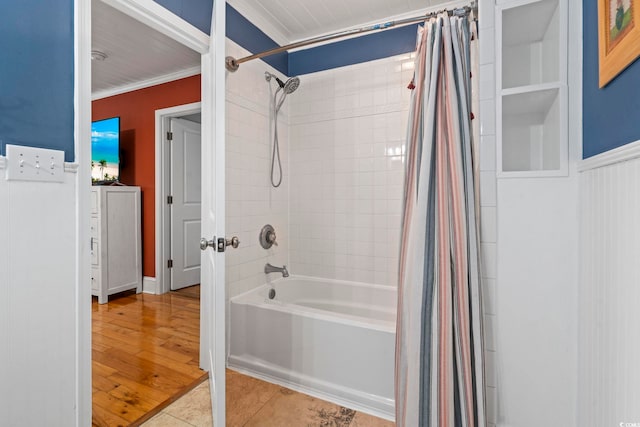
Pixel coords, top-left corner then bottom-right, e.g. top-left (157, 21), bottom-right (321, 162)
top-left (0, 1), bottom-right (417, 164)
top-left (289, 25), bottom-right (419, 76)
top-left (0, 1), bottom-right (75, 162)
top-left (583, 1), bottom-right (640, 158)
top-left (153, 0), bottom-right (212, 34)
top-left (229, 8), bottom-right (419, 77)
top-left (152, 2), bottom-right (288, 76)
top-left (226, 5), bottom-right (287, 76)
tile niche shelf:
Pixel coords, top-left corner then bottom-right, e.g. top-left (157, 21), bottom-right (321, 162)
top-left (496, 0), bottom-right (567, 177)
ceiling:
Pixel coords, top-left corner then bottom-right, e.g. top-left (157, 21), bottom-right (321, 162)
top-left (227, 0), bottom-right (463, 45)
top-left (92, 0), bottom-right (460, 97)
top-left (91, 0), bottom-right (201, 98)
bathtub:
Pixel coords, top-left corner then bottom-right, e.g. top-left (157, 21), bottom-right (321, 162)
top-left (228, 276), bottom-right (396, 419)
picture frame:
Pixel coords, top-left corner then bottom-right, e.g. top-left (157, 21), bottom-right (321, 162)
top-left (598, 0), bottom-right (640, 87)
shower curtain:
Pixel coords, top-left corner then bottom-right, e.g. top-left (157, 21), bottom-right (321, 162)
top-left (395, 13), bottom-right (486, 427)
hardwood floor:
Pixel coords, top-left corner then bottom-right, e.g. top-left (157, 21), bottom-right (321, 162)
top-left (92, 286), bottom-right (206, 427)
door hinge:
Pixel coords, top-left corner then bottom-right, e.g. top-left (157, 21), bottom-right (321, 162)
top-left (167, 195), bottom-right (173, 204)
top-left (167, 131), bottom-right (173, 141)
top-left (168, 259), bottom-right (173, 268)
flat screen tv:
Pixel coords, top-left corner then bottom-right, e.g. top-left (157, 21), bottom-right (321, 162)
top-left (91, 117), bottom-right (120, 183)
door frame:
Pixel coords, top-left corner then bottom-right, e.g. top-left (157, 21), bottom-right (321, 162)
top-left (75, 0), bottom-right (220, 424)
top-left (155, 102), bottom-right (202, 295)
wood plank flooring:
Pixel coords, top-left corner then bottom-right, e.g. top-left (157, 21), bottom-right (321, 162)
top-left (92, 286), bottom-right (206, 427)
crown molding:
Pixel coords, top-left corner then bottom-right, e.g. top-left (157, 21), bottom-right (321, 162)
top-left (92, 65), bottom-right (201, 100)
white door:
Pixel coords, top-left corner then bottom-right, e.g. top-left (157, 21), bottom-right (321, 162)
top-left (170, 118), bottom-right (202, 290)
top-left (200, 0), bottom-right (227, 424)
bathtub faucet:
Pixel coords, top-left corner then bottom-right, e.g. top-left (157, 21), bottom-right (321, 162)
top-left (264, 263), bottom-right (289, 278)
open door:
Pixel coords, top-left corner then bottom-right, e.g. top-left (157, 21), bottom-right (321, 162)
top-left (200, 0), bottom-right (227, 425)
top-left (170, 118), bottom-right (202, 290)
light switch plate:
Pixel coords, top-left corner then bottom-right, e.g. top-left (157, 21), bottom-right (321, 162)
top-left (5, 144), bottom-right (65, 182)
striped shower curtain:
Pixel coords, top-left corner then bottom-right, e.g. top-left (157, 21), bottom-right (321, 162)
top-left (395, 14), bottom-right (486, 427)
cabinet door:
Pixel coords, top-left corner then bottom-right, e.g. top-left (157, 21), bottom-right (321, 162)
top-left (105, 190), bottom-right (141, 291)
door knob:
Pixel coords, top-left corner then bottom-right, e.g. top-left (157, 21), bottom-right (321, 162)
top-left (200, 238), bottom-right (215, 251)
top-left (201, 236), bottom-right (240, 252)
top-left (226, 236), bottom-right (240, 249)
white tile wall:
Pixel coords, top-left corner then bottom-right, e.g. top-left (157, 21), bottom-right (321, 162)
top-left (288, 54), bottom-right (415, 286)
top-left (225, 39), bottom-right (290, 298)
top-left (478, 1), bottom-right (499, 423)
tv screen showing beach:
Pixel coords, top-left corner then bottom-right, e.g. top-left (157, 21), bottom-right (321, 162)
top-left (91, 117), bottom-right (120, 182)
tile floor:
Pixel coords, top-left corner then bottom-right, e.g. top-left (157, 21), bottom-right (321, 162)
top-left (142, 369), bottom-right (395, 427)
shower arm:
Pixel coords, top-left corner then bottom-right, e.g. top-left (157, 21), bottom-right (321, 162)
top-left (225, 1), bottom-right (476, 72)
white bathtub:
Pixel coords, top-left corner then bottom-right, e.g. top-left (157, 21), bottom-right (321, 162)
top-left (228, 276), bottom-right (397, 419)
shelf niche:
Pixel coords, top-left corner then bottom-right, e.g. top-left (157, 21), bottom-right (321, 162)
top-left (502, 87), bottom-right (560, 172)
top-left (497, 0), bottom-right (566, 176)
top-left (502, 0), bottom-right (560, 89)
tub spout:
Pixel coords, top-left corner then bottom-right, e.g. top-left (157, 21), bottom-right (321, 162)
top-left (265, 263), bottom-right (289, 277)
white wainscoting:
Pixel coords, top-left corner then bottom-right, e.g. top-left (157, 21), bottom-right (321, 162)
top-left (0, 160), bottom-right (79, 426)
top-left (579, 140), bottom-right (640, 427)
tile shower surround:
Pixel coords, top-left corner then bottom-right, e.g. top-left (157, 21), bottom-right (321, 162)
top-left (225, 39), bottom-right (290, 299)
top-left (225, 32), bottom-right (497, 424)
top-left (289, 54), bottom-right (413, 287)
top-left (224, 42), bottom-right (413, 293)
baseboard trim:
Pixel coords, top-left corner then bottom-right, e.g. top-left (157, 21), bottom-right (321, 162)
top-left (143, 276), bottom-right (158, 294)
top-left (579, 139), bottom-right (640, 172)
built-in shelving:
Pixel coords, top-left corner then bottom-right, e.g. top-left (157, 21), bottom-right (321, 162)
top-left (497, 0), bottom-right (567, 177)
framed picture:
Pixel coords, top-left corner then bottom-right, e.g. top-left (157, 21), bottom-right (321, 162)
top-left (598, 0), bottom-right (640, 87)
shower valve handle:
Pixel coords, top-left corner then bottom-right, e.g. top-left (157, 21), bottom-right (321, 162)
top-left (259, 224), bottom-right (279, 249)
top-left (267, 230), bottom-right (277, 246)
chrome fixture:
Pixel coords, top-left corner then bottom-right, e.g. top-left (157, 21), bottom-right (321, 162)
top-left (225, 236), bottom-right (240, 249)
top-left (265, 72), bottom-right (300, 95)
top-left (265, 263), bottom-right (289, 278)
top-left (264, 71), bottom-right (276, 83)
top-left (266, 72), bottom-right (300, 188)
top-left (259, 224), bottom-right (278, 249)
top-left (200, 235), bottom-right (240, 252)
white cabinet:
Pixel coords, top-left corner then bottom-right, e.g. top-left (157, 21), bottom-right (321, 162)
top-left (496, 0), bottom-right (567, 176)
top-left (91, 186), bottom-right (142, 304)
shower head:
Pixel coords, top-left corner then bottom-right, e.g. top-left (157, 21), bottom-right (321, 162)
top-left (283, 77), bottom-right (300, 94)
top-left (265, 71), bottom-right (300, 94)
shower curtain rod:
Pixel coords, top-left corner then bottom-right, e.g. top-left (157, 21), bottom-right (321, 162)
top-left (225, 1), bottom-right (477, 72)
